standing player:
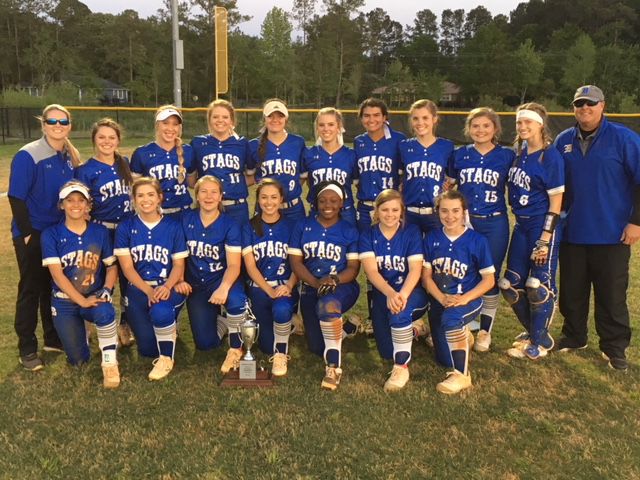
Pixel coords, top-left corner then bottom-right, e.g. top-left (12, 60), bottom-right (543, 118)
top-left (400, 99), bottom-right (454, 235)
top-left (359, 189), bottom-right (428, 392)
top-left (448, 108), bottom-right (514, 352)
top-left (130, 106), bottom-right (196, 218)
top-left (302, 107), bottom-right (358, 227)
top-left (9, 104), bottom-right (81, 370)
top-left (41, 181), bottom-right (119, 388)
top-left (354, 98), bottom-right (404, 232)
top-left (499, 103), bottom-right (564, 360)
top-left (289, 181), bottom-right (360, 390)
top-left (75, 118), bottom-right (135, 347)
top-left (115, 177), bottom-right (188, 380)
top-left (177, 175), bottom-right (249, 374)
top-left (242, 179), bottom-right (298, 376)
top-left (191, 99), bottom-right (253, 225)
top-left (249, 99), bottom-right (306, 220)
top-left (422, 190), bottom-right (495, 394)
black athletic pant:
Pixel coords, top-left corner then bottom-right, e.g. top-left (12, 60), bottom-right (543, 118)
top-left (559, 242), bottom-right (631, 358)
top-left (13, 230), bottom-right (60, 356)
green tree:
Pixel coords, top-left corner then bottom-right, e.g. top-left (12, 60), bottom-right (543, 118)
top-left (291, 0), bottom-right (316, 44)
top-left (561, 34), bottom-right (596, 92)
top-left (260, 7), bottom-right (294, 98)
top-left (511, 39), bottom-right (544, 103)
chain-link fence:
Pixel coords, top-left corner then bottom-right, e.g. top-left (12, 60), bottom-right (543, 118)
top-left (2, 106), bottom-right (640, 145)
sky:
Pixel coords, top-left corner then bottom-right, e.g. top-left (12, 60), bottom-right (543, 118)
top-left (80, 0), bottom-right (522, 36)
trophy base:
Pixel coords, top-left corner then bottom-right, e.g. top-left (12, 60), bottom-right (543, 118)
top-left (219, 369), bottom-right (274, 388)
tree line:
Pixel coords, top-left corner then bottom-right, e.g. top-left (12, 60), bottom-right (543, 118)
top-left (2, 0), bottom-right (640, 111)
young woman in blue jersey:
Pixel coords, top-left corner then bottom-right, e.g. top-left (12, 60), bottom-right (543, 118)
top-left (448, 108), bottom-right (514, 352)
top-left (302, 107), bottom-right (358, 227)
top-left (359, 189), bottom-right (428, 392)
top-left (289, 181), bottom-right (360, 390)
top-left (75, 118), bottom-right (135, 347)
top-left (191, 100), bottom-right (253, 225)
top-left (130, 106), bottom-right (195, 218)
top-left (400, 99), bottom-right (454, 235)
top-left (42, 181), bottom-right (119, 388)
top-left (354, 98), bottom-right (405, 233)
top-left (9, 104), bottom-right (82, 371)
top-left (249, 99), bottom-right (306, 221)
top-left (242, 179), bottom-right (298, 377)
top-left (422, 190), bottom-right (495, 394)
top-left (500, 103), bottom-right (564, 360)
top-left (115, 177), bottom-right (188, 381)
top-left (175, 175), bottom-right (249, 374)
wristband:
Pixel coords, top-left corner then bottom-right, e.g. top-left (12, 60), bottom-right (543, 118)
top-left (542, 212), bottom-right (560, 234)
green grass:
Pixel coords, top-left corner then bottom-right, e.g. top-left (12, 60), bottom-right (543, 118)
top-left (0, 146), bottom-right (639, 478)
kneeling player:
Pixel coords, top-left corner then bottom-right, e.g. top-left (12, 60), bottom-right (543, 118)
top-left (115, 177), bottom-right (188, 381)
top-left (177, 175), bottom-right (249, 373)
top-left (422, 191), bottom-right (495, 394)
top-left (289, 181), bottom-right (360, 391)
top-left (41, 181), bottom-right (119, 388)
top-left (359, 189), bottom-right (428, 391)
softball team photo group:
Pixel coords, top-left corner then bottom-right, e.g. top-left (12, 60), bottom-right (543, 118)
top-left (9, 84), bottom-right (640, 396)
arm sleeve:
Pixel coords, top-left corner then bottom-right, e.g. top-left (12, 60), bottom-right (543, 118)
top-left (8, 196), bottom-right (33, 237)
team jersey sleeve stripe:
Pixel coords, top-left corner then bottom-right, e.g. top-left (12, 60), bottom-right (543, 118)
top-left (288, 247), bottom-right (303, 256)
top-left (172, 250), bottom-right (189, 260)
top-left (346, 252), bottom-right (359, 260)
top-left (547, 186), bottom-right (565, 195)
top-left (358, 251), bottom-right (375, 260)
top-left (246, 168), bottom-right (256, 175)
top-left (480, 266), bottom-right (496, 275)
top-left (408, 253), bottom-right (424, 262)
top-left (42, 257), bottom-right (61, 266)
top-left (300, 172), bottom-right (308, 179)
top-left (241, 246), bottom-right (253, 256)
top-left (423, 260), bottom-right (432, 269)
top-left (102, 255), bottom-right (117, 266)
top-left (114, 247), bottom-right (131, 257)
top-left (225, 245), bottom-right (242, 253)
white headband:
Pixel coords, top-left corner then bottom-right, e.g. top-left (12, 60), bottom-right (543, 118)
top-left (318, 184), bottom-right (344, 200)
top-left (516, 109), bottom-right (544, 125)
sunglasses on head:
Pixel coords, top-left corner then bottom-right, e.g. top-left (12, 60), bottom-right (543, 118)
top-left (573, 99), bottom-right (600, 108)
top-left (44, 118), bottom-right (70, 126)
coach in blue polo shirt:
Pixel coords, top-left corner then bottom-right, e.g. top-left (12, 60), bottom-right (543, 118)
top-left (8, 104), bottom-right (81, 371)
top-left (554, 85), bottom-right (640, 370)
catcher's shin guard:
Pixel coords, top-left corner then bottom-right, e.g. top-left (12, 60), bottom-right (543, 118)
top-left (498, 270), bottom-right (531, 333)
top-left (526, 275), bottom-right (555, 348)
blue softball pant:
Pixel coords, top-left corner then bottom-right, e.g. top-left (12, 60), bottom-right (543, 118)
top-left (300, 281), bottom-right (360, 357)
top-left (470, 213), bottom-right (510, 296)
top-left (186, 280), bottom-right (247, 350)
top-left (223, 201), bottom-right (250, 225)
top-left (125, 284), bottom-right (186, 358)
top-left (427, 298), bottom-right (483, 367)
top-left (356, 203), bottom-right (374, 233)
top-left (371, 286), bottom-right (429, 360)
top-left (405, 211), bottom-right (441, 236)
top-left (51, 297), bottom-right (116, 366)
top-left (248, 285), bottom-right (299, 355)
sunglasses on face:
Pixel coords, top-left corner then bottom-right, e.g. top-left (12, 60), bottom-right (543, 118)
top-left (44, 118), bottom-right (70, 126)
top-left (573, 99), bottom-right (600, 108)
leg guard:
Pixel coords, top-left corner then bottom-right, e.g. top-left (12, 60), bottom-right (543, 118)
top-left (526, 275), bottom-right (555, 348)
top-left (499, 270), bottom-right (531, 333)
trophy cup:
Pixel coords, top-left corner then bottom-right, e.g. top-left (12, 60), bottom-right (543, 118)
top-left (239, 318), bottom-right (259, 379)
top-left (220, 307), bottom-right (274, 387)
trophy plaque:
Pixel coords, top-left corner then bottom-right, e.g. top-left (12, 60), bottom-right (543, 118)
top-left (220, 314), bottom-right (274, 388)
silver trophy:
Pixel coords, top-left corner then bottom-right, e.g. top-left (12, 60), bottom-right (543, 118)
top-left (239, 309), bottom-right (259, 379)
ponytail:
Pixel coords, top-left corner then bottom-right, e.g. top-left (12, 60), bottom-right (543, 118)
top-left (256, 128), bottom-right (269, 173)
top-left (175, 137), bottom-right (186, 184)
top-left (65, 139), bottom-right (82, 168)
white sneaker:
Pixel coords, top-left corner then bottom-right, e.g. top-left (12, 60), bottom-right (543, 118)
top-left (270, 353), bottom-right (290, 377)
top-left (474, 330), bottom-right (491, 352)
top-left (412, 319), bottom-right (428, 338)
top-left (384, 365), bottom-right (410, 392)
top-left (148, 355), bottom-right (174, 381)
top-left (102, 362), bottom-right (120, 388)
top-left (466, 326), bottom-right (475, 351)
top-left (507, 341), bottom-right (529, 359)
top-left (321, 366), bottom-right (343, 390)
top-left (117, 323), bottom-right (135, 347)
top-left (220, 348), bottom-right (243, 374)
top-left (436, 370), bottom-right (472, 394)
top-left (425, 333), bottom-right (434, 348)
